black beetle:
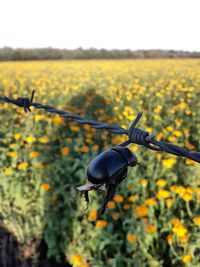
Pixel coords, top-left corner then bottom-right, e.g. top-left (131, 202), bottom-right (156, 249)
top-left (77, 146), bottom-right (137, 215)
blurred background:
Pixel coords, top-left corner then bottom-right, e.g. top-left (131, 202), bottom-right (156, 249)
top-left (0, 1), bottom-right (200, 267)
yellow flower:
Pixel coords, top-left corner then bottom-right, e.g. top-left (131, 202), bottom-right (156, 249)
top-left (4, 167), bottom-right (13, 175)
top-left (41, 183), bottom-right (51, 191)
top-left (96, 220), bottom-right (107, 229)
top-left (193, 217), bottom-right (200, 226)
top-left (145, 198), bottom-right (157, 206)
top-left (61, 147), bottom-right (69, 156)
top-left (181, 193), bottom-right (192, 202)
top-left (145, 225), bottom-right (156, 233)
top-left (107, 201), bottom-right (116, 209)
top-left (26, 136), bottom-right (36, 143)
top-left (113, 194), bottom-right (124, 203)
top-left (18, 162), bottom-right (29, 170)
top-left (128, 195), bottom-right (137, 202)
top-left (7, 151), bottom-right (17, 158)
top-left (88, 210), bottom-right (97, 221)
top-left (166, 198), bottom-right (173, 207)
top-left (135, 205), bottom-right (148, 217)
top-left (14, 133), bottom-right (21, 140)
top-left (162, 158), bottom-right (176, 169)
top-left (39, 136), bottom-right (49, 143)
top-left (71, 255), bottom-right (83, 266)
top-left (172, 225), bottom-right (188, 237)
top-left (182, 255), bottom-right (192, 264)
top-left (140, 179), bottom-right (148, 187)
top-left (156, 189), bottom-right (170, 199)
top-left (30, 151), bottom-right (40, 158)
top-left (127, 233), bottom-right (137, 243)
top-left (156, 179), bottom-right (167, 187)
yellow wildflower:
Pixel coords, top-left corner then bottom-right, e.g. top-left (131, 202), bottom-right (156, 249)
top-left (140, 179), bottom-right (148, 187)
top-left (4, 167), bottom-right (13, 175)
top-left (128, 195), bottom-right (137, 202)
top-left (18, 162), bottom-right (29, 170)
top-left (39, 136), bottom-right (49, 143)
top-left (182, 255), bottom-right (192, 264)
top-left (156, 189), bottom-right (170, 199)
top-left (145, 198), bottom-right (157, 206)
top-left (156, 179), bottom-right (167, 187)
top-left (193, 217), bottom-right (200, 226)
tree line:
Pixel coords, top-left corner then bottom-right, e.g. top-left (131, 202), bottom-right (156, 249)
top-left (0, 47), bottom-right (200, 61)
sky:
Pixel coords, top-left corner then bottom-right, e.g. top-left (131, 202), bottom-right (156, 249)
top-left (0, 0), bottom-right (200, 51)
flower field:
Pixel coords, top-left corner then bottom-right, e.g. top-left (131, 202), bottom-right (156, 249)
top-left (0, 59), bottom-right (199, 267)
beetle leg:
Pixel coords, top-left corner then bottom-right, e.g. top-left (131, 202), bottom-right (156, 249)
top-left (99, 184), bottom-right (116, 216)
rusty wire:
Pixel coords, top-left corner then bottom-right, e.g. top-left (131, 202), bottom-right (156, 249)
top-left (0, 90), bottom-right (199, 163)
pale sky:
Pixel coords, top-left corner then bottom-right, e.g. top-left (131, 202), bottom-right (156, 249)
top-left (0, 0), bottom-right (200, 51)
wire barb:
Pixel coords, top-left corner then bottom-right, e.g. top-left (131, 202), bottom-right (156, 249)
top-left (0, 90), bottom-right (199, 163)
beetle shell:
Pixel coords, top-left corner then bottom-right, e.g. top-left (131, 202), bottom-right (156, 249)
top-left (87, 146), bottom-right (137, 184)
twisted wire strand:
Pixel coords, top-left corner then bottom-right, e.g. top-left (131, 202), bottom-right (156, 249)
top-left (0, 91), bottom-right (199, 163)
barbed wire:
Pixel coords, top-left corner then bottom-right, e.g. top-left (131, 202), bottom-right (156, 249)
top-left (0, 90), bottom-right (199, 163)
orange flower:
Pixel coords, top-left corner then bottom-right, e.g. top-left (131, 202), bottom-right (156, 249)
top-left (36, 163), bottom-right (44, 169)
top-left (80, 146), bottom-right (89, 153)
top-left (127, 233), bottom-right (137, 243)
top-left (107, 201), bottom-right (116, 209)
top-left (88, 210), bottom-right (97, 221)
top-left (113, 194), bottom-right (124, 203)
top-left (18, 162), bottom-right (29, 170)
top-left (96, 220), bottom-right (107, 229)
top-left (145, 198), bottom-right (157, 206)
top-left (41, 183), bottom-right (51, 191)
top-left (123, 204), bottom-right (131, 210)
top-left (179, 235), bottom-right (189, 244)
top-left (61, 147), bottom-right (69, 156)
top-left (135, 205), bottom-right (148, 217)
top-left (145, 225), bottom-right (156, 233)
top-left (166, 235), bottom-right (173, 244)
